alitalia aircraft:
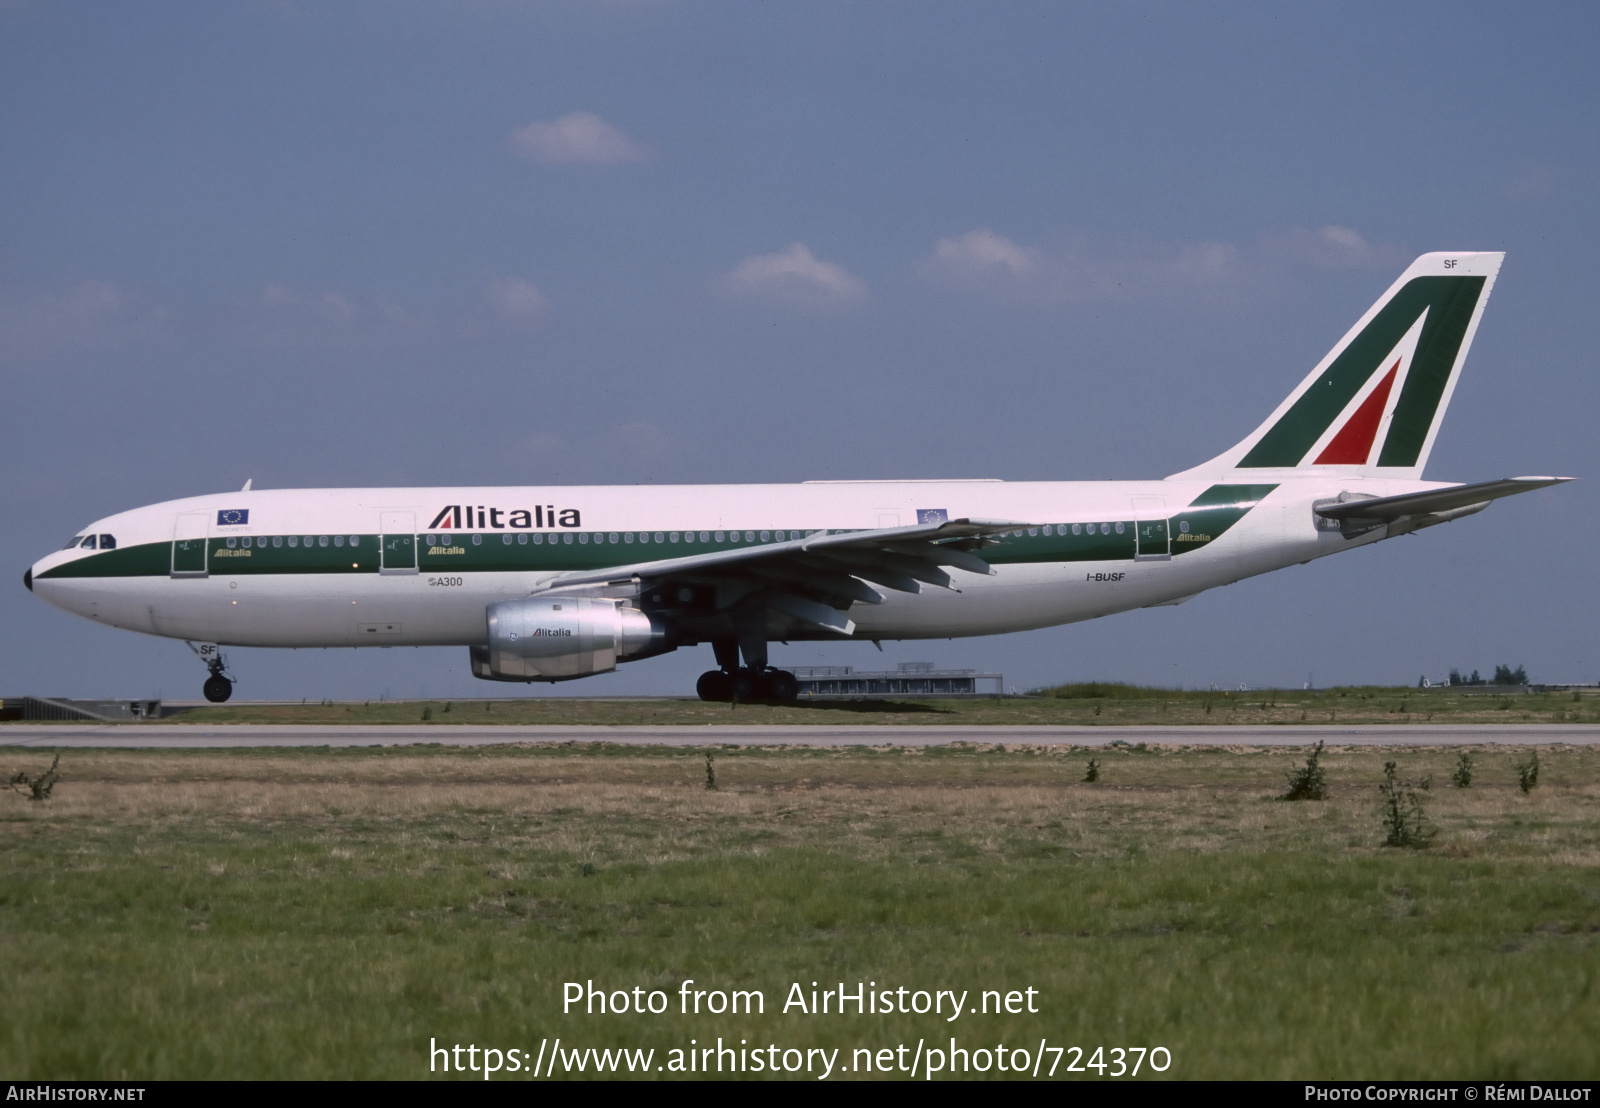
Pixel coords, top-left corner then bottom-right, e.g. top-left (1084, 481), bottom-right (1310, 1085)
top-left (25, 252), bottom-right (1568, 704)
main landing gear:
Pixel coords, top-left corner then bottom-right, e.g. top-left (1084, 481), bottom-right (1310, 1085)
top-left (186, 641), bottom-right (235, 703)
top-left (696, 667), bottom-right (799, 703)
top-left (695, 635), bottom-right (799, 703)
top-left (696, 667), bottom-right (799, 704)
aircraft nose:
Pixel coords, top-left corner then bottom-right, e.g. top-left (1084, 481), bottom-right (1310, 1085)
top-left (23, 566), bottom-right (32, 592)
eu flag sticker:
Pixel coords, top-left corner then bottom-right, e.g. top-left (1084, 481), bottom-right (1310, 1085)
top-left (917, 508), bottom-right (949, 525)
top-left (217, 509), bottom-right (250, 526)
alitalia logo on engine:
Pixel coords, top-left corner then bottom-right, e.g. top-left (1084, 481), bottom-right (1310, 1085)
top-left (507, 628), bottom-right (572, 640)
top-left (428, 505), bottom-right (582, 530)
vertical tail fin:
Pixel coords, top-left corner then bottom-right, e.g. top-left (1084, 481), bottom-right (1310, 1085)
top-left (1173, 252), bottom-right (1503, 479)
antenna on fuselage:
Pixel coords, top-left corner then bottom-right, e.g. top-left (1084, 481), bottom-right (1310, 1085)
top-left (241, 478), bottom-right (253, 492)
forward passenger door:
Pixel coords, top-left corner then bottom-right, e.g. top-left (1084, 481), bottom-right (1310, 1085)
top-left (171, 512), bottom-right (209, 578)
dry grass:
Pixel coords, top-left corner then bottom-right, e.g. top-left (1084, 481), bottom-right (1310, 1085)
top-left (4, 742), bottom-right (1597, 1080)
top-left (10, 742), bottom-right (1597, 865)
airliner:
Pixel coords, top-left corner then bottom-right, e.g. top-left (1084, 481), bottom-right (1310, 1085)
top-left (25, 252), bottom-right (1568, 704)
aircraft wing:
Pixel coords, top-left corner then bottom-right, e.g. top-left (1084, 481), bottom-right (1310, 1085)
top-left (1314, 476), bottom-right (1572, 521)
top-left (534, 517), bottom-right (1029, 635)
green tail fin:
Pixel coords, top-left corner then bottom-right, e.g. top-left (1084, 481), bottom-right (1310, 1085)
top-left (1175, 252), bottom-right (1503, 479)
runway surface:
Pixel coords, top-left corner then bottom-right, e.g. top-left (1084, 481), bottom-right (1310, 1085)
top-left (2, 723), bottom-right (1597, 748)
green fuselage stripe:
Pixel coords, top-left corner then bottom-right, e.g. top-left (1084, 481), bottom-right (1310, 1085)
top-left (42, 496), bottom-right (1278, 583)
top-left (37, 525), bottom-right (1164, 580)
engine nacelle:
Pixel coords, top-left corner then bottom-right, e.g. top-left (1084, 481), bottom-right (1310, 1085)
top-left (473, 597), bottom-right (668, 682)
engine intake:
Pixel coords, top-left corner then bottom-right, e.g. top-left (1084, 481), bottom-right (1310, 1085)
top-left (473, 597), bottom-right (668, 682)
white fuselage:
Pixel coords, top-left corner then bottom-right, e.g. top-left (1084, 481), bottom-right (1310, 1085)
top-left (29, 474), bottom-right (1431, 651)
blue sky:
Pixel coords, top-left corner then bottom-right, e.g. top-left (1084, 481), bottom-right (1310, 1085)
top-left (4, 1), bottom-right (1595, 700)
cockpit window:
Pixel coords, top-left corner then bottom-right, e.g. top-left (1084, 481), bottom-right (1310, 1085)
top-left (63, 535), bottom-right (86, 550)
top-left (99, 534), bottom-right (116, 549)
top-left (79, 535), bottom-right (97, 550)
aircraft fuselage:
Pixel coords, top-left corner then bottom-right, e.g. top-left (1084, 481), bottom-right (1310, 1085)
top-left (29, 474), bottom-right (1413, 649)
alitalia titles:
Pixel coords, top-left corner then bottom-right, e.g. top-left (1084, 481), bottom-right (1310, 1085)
top-left (428, 505), bottom-right (582, 531)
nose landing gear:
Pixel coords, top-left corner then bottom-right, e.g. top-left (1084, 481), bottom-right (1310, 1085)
top-left (186, 641), bottom-right (235, 703)
top-left (203, 673), bottom-right (233, 703)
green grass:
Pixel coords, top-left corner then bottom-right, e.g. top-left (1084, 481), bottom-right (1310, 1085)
top-left (25, 684), bottom-right (1600, 727)
top-left (2, 743), bottom-right (1597, 1079)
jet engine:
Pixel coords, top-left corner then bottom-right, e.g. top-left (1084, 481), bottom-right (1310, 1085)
top-left (471, 597), bottom-right (669, 682)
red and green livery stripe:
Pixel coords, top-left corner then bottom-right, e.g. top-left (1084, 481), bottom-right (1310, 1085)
top-left (1239, 275), bottom-right (1486, 468)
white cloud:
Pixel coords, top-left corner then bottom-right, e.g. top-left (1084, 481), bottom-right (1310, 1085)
top-left (602, 419), bottom-right (682, 465)
top-left (1501, 163), bottom-right (1560, 199)
top-left (1258, 225), bottom-right (1395, 270)
top-left (507, 111), bottom-right (653, 165)
top-left (919, 225), bottom-right (1402, 306)
top-left (928, 228), bottom-right (1040, 279)
top-left (201, 283), bottom-right (420, 351)
top-left (483, 276), bottom-right (550, 325)
top-left (0, 279), bottom-right (167, 366)
top-left (253, 284), bottom-right (412, 335)
top-left (716, 243), bottom-right (870, 311)
top-left (519, 432), bottom-right (565, 456)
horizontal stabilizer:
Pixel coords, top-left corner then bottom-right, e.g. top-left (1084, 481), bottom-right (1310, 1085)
top-left (1314, 477), bottom-right (1572, 521)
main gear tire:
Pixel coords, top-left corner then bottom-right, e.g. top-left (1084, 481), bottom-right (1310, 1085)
top-left (696, 670), bottom-right (732, 702)
top-left (728, 670), bottom-right (758, 703)
top-left (760, 670), bottom-right (799, 703)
